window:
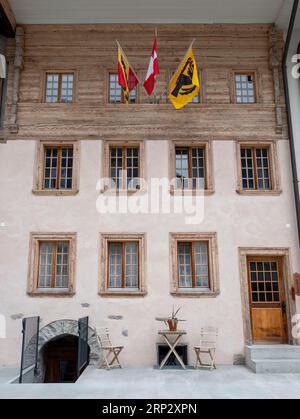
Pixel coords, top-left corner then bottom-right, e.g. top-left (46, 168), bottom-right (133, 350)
top-left (45, 73), bottom-right (74, 103)
top-left (175, 146), bottom-right (206, 190)
top-left (178, 241), bottom-right (209, 289)
top-left (169, 141), bottom-right (214, 194)
top-left (100, 233), bottom-right (146, 296)
top-left (236, 142), bottom-right (281, 195)
top-left (170, 233), bottom-right (219, 297)
top-left (38, 242), bottom-right (70, 289)
top-left (43, 146), bottom-right (73, 190)
top-left (28, 233), bottom-right (76, 296)
top-left (102, 140), bottom-right (145, 193)
top-left (33, 141), bottom-right (79, 195)
top-left (109, 73), bottom-right (136, 103)
top-left (108, 242), bottom-right (139, 289)
top-left (240, 147), bottom-right (271, 190)
top-left (110, 146), bottom-right (139, 190)
top-left (234, 73), bottom-right (256, 104)
top-left (248, 258), bottom-right (281, 304)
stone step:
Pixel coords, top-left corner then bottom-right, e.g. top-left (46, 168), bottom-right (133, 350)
top-left (246, 345), bottom-right (300, 373)
top-left (247, 359), bottom-right (300, 374)
top-left (246, 345), bottom-right (300, 360)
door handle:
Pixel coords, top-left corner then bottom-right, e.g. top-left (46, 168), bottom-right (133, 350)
top-left (281, 302), bottom-right (286, 313)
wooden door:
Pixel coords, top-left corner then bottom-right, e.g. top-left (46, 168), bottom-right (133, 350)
top-left (247, 256), bottom-right (288, 343)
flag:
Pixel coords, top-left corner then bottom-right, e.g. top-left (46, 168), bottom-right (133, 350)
top-left (117, 41), bottom-right (139, 104)
top-left (169, 44), bottom-right (200, 110)
top-left (144, 37), bottom-right (159, 96)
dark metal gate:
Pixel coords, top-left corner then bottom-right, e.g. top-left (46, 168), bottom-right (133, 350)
top-left (19, 316), bottom-right (40, 383)
top-left (77, 316), bottom-right (89, 378)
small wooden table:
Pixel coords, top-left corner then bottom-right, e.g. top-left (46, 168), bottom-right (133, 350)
top-left (158, 330), bottom-right (187, 369)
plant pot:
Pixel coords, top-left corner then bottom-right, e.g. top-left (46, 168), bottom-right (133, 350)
top-left (167, 319), bottom-right (178, 332)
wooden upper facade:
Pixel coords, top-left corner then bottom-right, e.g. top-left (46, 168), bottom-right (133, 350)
top-left (1, 23), bottom-right (288, 141)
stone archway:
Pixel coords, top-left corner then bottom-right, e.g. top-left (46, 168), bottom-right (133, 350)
top-left (38, 319), bottom-right (100, 365)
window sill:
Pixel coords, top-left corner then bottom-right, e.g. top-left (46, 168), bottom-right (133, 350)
top-left (28, 290), bottom-right (75, 297)
top-left (171, 290), bottom-right (220, 298)
top-left (236, 189), bottom-right (282, 196)
top-left (32, 189), bottom-right (79, 196)
top-left (100, 187), bottom-right (146, 195)
top-left (170, 188), bottom-right (215, 196)
top-left (99, 290), bottom-right (147, 297)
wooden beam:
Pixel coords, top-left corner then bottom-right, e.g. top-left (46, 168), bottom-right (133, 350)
top-left (0, 0), bottom-right (16, 37)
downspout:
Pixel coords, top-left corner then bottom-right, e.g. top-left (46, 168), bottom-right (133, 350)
top-left (282, 0), bottom-right (300, 246)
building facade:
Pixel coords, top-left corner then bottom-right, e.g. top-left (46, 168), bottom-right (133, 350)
top-left (0, 0), bottom-right (300, 373)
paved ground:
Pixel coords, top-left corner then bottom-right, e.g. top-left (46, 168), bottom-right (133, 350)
top-left (0, 365), bottom-right (300, 399)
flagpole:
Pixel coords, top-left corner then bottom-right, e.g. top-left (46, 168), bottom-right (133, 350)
top-left (116, 40), bottom-right (141, 84)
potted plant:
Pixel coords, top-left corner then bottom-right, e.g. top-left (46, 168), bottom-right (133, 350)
top-left (167, 306), bottom-right (181, 331)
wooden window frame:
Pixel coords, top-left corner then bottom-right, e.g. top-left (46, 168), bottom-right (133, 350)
top-left (109, 145), bottom-right (140, 190)
top-left (99, 233), bottom-right (147, 297)
top-left (106, 71), bottom-right (139, 105)
top-left (169, 140), bottom-right (214, 195)
top-left (229, 69), bottom-right (262, 104)
top-left (239, 247), bottom-right (294, 345)
top-left (170, 233), bottom-right (219, 297)
top-left (107, 241), bottom-right (139, 289)
top-left (235, 140), bottom-right (281, 195)
top-left (40, 70), bottom-right (77, 104)
top-left (101, 139), bottom-right (146, 194)
top-left (44, 71), bottom-right (75, 104)
top-left (177, 241), bottom-right (211, 289)
top-left (33, 140), bottom-right (80, 196)
top-left (28, 233), bottom-right (76, 297)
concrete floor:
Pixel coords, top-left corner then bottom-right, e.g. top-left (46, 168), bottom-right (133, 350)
top-left (0, 365), bottom-right (300, 399)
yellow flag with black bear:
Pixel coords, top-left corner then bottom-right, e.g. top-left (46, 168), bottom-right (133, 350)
top-left (169, 44), bottom-right (200, 109)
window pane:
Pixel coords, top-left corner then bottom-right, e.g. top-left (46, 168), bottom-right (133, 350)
top-left (240, 148), bottom-right (255, 190)
top-left (255, 148), bottom-right (271, 190)
top-left (248, 259), bottom-right (280, 303)
top-left (191, 148), bottom-right (205, 190)
top-left (177, 243), bottom-right (192, 287)
top-left (125, 242), bottom-right (138, 287)
top-left (194, 242), bottom-right (209, 288)
top-left (192, 93), bottom-right (200, 104)
top-left (61, 74), bottom-right (74, 103)
top-left (108, 243), bottom-right (122, 287)
top-left (55, 242), bottom-right (69, 288)
top-left (176, 148), bottom-right (189, 189)
top-left (59, 147), bottom-right (73, 189)
top-left (38, 242), bottom-right (53, 287)
top-left (46, 74), bottom-right (59, 103)
top-left (126, 147), bottom-right (139, 189)
top-left (43, 147), bottom-right (58, 189)
top-left (235, 74), bottom-right (256, 104)
top-left (110, 147), bottom-right (123, 189)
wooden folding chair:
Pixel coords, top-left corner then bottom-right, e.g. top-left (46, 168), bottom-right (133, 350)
top-left (94, 327), bottom-right (124, 370)
top-left (194, 327), bottom-right (218, 370)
